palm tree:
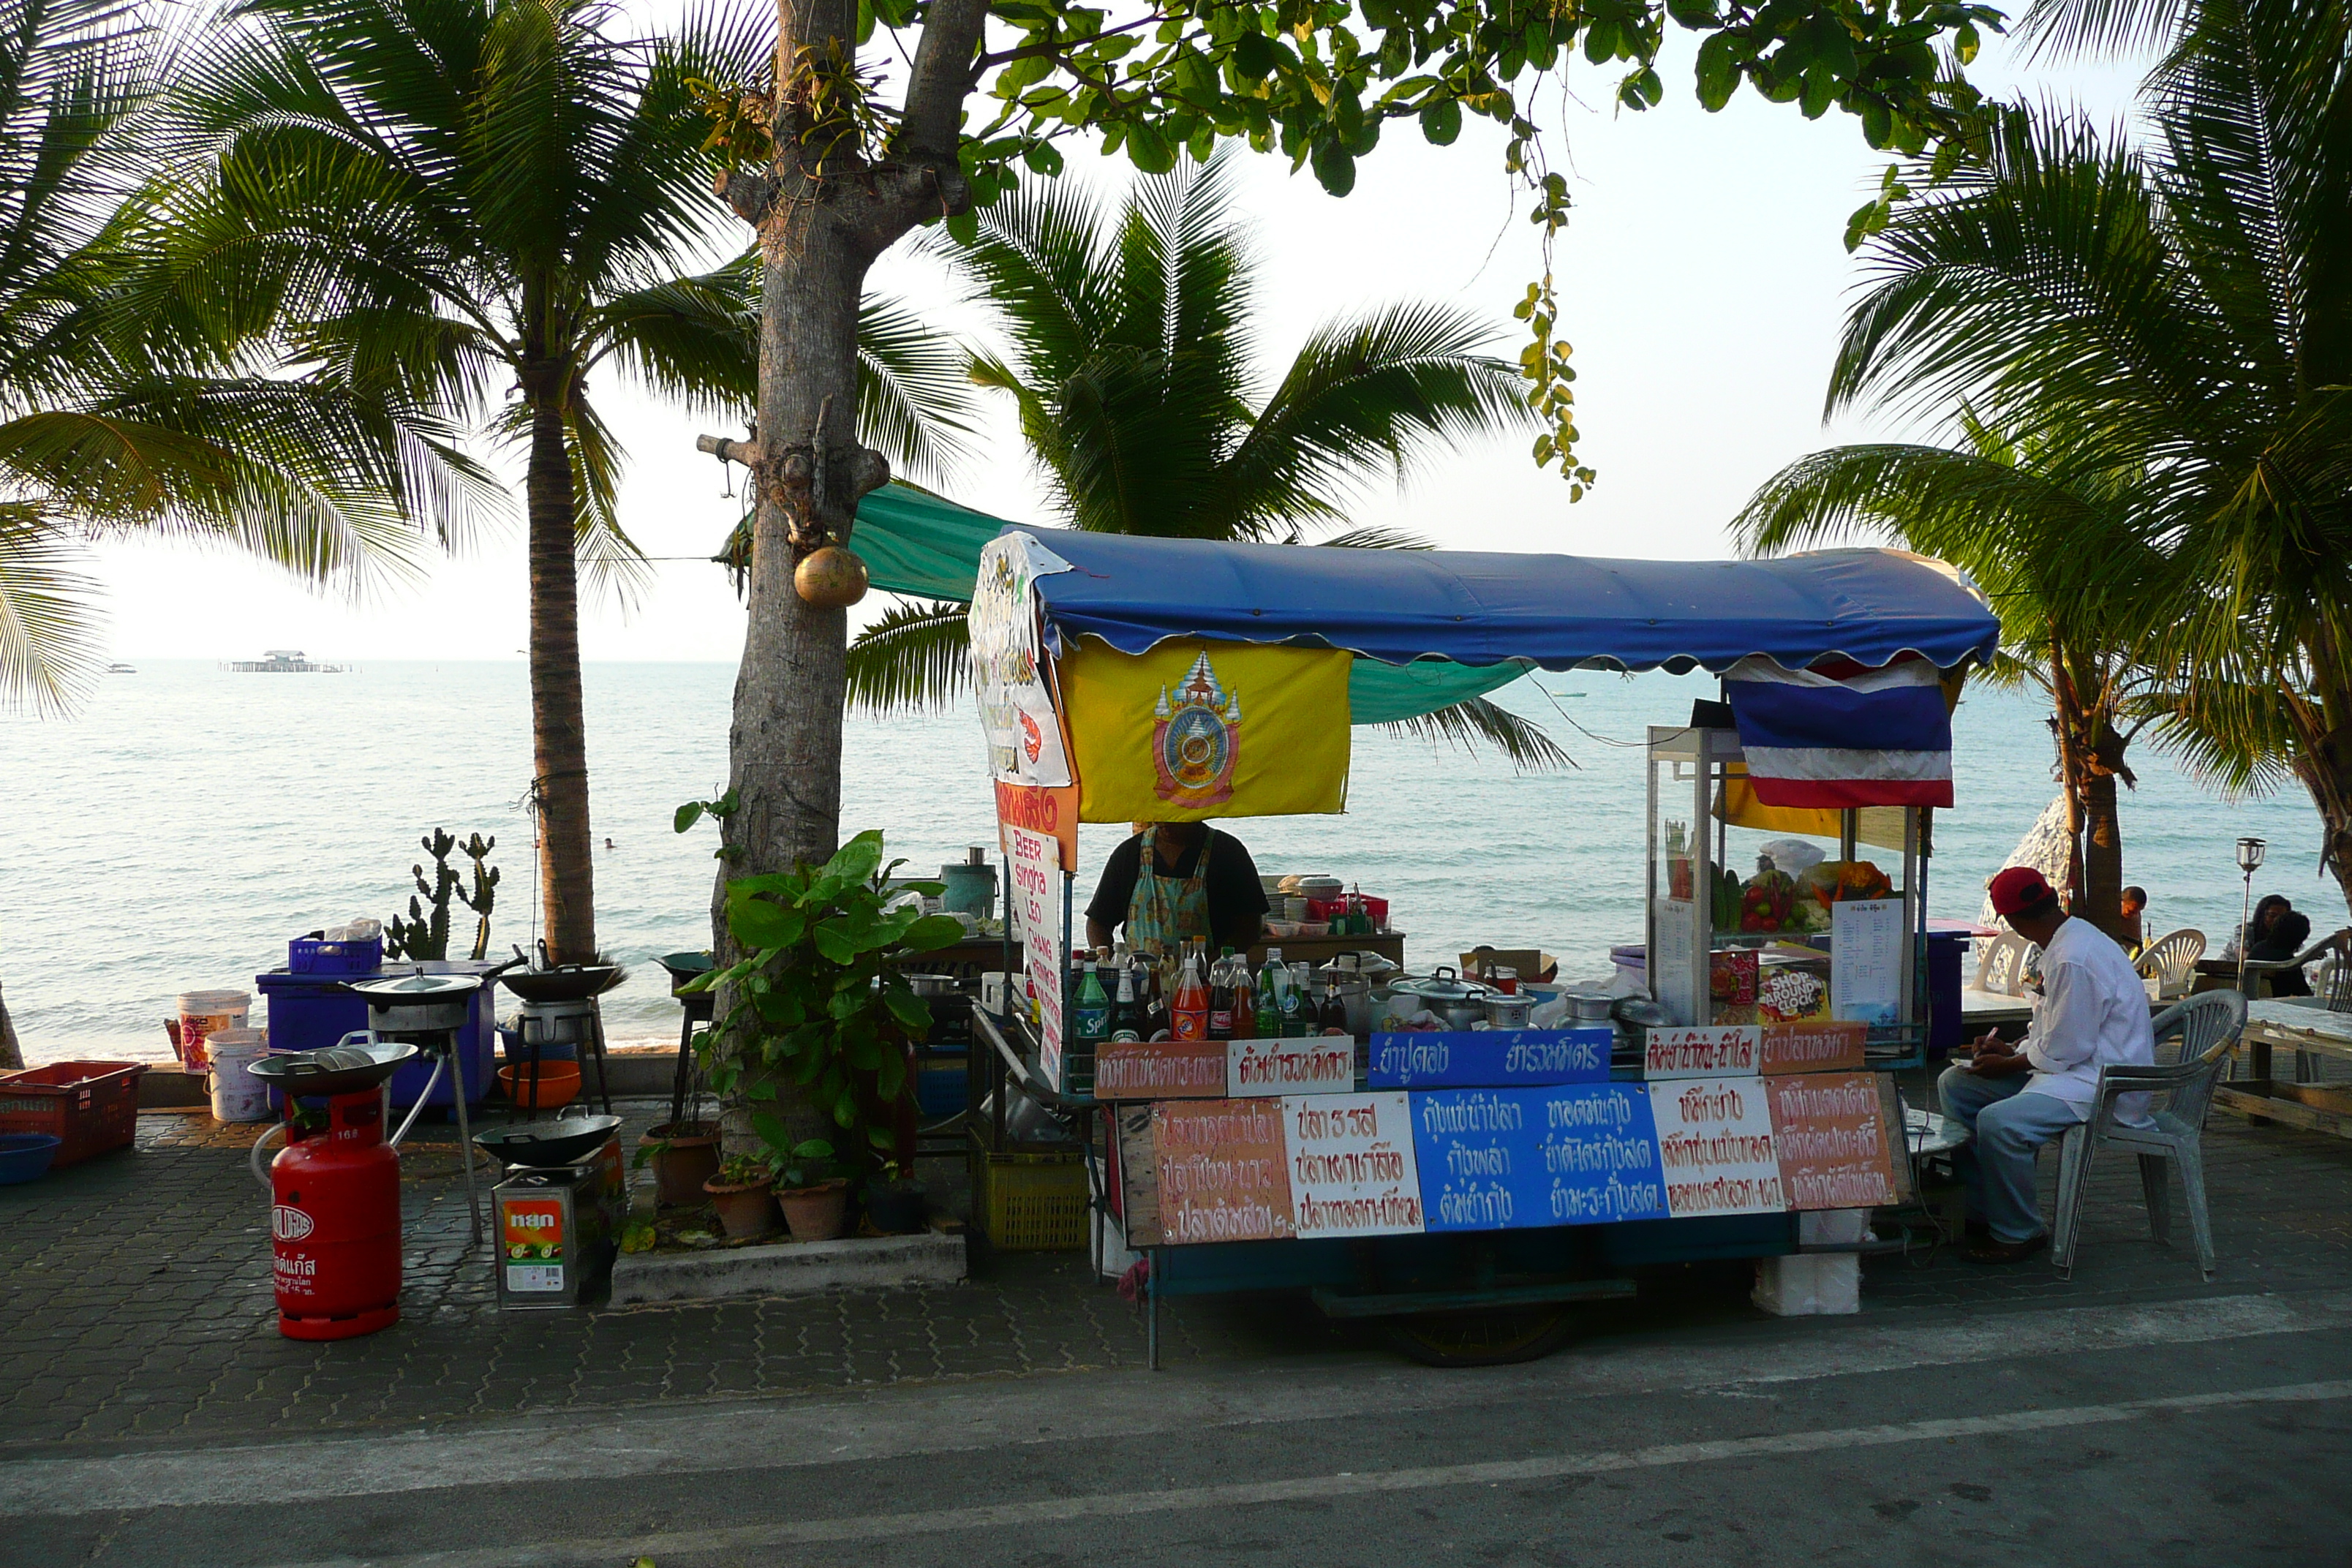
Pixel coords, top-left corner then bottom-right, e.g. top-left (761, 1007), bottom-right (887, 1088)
top-left (1735, 416), bottom-right (2169, 935)
top-left (1795, 0), bottom-right (2352, 911)
top-left (0, 0), bottom-right (486, 715)
top-left (137, 0), bottom-right (970, 961)
top-left (845, 151), bottom-right (1567, 768)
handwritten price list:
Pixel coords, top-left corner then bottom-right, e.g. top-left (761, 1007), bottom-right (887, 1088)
top-left (1119, 1071), bottom-right (1907, 1247)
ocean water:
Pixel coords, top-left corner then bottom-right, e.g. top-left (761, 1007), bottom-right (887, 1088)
top-left (0, 660), bottom-right (2319, 1064)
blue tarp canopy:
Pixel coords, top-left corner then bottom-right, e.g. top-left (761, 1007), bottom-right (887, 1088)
top-left (1017, 530), bottom-right (1999, 674)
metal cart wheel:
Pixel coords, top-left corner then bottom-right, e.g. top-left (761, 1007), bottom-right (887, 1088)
top-left (1381, 1305), bottom-right (1579, 1367)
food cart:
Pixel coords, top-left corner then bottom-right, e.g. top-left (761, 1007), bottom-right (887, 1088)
top-left (962, 527), bottom-right (2001, 1364)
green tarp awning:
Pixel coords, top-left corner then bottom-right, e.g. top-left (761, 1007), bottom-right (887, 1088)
top-left (853, 483), bottom-right (1527, 723)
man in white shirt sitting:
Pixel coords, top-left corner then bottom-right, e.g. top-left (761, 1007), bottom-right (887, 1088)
top-left (1940, 866), bottom-right (2157, 1264)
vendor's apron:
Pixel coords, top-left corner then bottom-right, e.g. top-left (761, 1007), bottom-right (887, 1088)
top-left (1128, 827), bottom-right (1212, 960)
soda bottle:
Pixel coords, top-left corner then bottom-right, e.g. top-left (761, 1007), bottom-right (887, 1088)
top-left (1279, 960), bottom-right (1312, 1037)
top-left (1073, 961), bottom-right (1111, 1047)
top-left (1207, 947), bottom-right (1237, 1041)
top-left (1254, 948), bottom-right (1284, 1038)
top-left (1109, 965), bottom-right (1143, 1043)
top-left (1172, 946), bottom-right (1210, 1040)
top-left (1317, 969), bottom-right (1351, 1036)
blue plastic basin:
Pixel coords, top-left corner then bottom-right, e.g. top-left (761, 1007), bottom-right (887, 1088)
top-left (0, 1133), bottom-right (61, 1185)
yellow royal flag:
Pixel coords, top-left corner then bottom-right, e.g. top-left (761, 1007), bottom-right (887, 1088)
top-left (1059, 636), bottom-right (1352, 822)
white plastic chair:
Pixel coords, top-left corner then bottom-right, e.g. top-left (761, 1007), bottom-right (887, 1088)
top-left (2133, 928), bottom-right (2206, 1000)
top-left (1975, 932), bottom-right (2034, 998)
top-left (2051, 990), bottom-right (2246, 1281)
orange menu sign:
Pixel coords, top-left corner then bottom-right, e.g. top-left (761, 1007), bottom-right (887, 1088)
top-left (1768, 1071), bottom-right (1907, 1210)
top-left (1140, 1098), bottom-right (1294, 1245)
top-left (1093, 1038), bottom-right (1227, 1101)
top-left (1760, 1021), bottom-right (1869, 1075)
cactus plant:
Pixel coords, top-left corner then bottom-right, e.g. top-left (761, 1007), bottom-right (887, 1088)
top-left (387, 829), bottom-right (499, 961)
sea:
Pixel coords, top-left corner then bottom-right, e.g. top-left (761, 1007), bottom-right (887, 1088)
top-left (0, 660), bottom-right (2320, 1065)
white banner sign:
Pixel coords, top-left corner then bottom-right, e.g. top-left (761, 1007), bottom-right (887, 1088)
top-left (1649, 1077), bottom-right (1784, 1218)
top-left (1283, 1092), bottom-right (1425, 1237)
top-left (1006, 822), bottom-right (1064, 1087)
top-left (971, 532), bottom-right (1074, 788)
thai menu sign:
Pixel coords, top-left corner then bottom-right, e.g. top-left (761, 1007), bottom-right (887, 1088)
top-left (1769, 1071), bottom-right (1908, 1208)
top-left (1285, 1093), bottom-right (1424, 1237)
top-left (970, 532), bottom-right (1073, 788)
top-left (1005, 822), bottom-right (1064, 1089)
top-left (1649, 1077), bottom-right (1784, 1217)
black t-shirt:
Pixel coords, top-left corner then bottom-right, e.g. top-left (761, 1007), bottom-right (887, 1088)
top-left (1085, 829), bottom-right (1270, 952)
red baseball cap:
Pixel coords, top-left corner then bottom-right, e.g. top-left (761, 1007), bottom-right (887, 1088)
top-left (1989, 865), bottom-right (2057, 917)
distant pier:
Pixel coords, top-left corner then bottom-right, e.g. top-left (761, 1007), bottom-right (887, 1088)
top-left (220, 649), bottom-right (350, 673)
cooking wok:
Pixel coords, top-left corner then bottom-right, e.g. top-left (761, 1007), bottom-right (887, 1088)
top-left (247, 1041), bottom-right (419, 1098)
top-left (471, 1113), bottom-right (624, 1169)
top-left (500, 964), bottom-right (627, 1003)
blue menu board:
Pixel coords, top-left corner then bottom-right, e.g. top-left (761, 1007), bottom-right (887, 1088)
top-left (1368, 1029), bottom-right (1611, 1090)
top-left (1410, 1085), bottom-right (1668, 1232)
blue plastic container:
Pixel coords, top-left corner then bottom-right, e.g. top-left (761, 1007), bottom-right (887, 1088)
top-left (0, 1132), bottom-right (61, 1184)
top-left (287, 935), bottom-right (383, 975)
top-left (254, 959), bottom-right (501, 1107)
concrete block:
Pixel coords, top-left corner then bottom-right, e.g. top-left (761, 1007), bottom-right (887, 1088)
top-left (608, 1230), bottom-right (967, 1306)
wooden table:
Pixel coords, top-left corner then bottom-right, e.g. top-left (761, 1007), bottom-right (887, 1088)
top-left (1241, 931), bottom-right (1406, 970)
top-left (2215, 996), bottom-right (2352, 1140)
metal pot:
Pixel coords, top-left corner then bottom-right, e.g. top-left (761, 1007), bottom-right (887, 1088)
top-left (1480, 992), bottom-right (1537, 1029)
top-left (1563, 990), bottom-right (1615, 1024)
top-left (1387, 967), bottom-right (1493, 1030)
top-left (900, 973), bottom-right (963, 999)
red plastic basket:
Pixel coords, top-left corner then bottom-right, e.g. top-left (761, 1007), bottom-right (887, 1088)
top-left (0, 1061), bottom-right (146, 1166)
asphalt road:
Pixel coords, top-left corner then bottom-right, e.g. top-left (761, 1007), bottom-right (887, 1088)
top-left (7, 1286), bottom-right (2351, 1567)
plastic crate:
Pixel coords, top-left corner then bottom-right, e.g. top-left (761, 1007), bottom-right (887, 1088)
top-left (0, 1062), bottom-right (147, 1166)
top-left (287, 935), bottom-right (382, 975)
top-left (973, 1133), bottom-right (1090, 1251)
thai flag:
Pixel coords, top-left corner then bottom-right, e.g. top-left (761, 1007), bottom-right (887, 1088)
top-left (1722, 655), bottom-right (1953, 808)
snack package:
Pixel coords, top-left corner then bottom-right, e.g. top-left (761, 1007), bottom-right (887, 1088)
top-left (1710, 948), bottom-right (1760, 1025)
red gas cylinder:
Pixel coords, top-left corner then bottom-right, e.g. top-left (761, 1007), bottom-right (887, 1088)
top-left (271, 1089), bottom-right (402, 1340)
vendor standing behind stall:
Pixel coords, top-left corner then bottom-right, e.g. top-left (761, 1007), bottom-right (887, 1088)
top-left (1085, 821), bottom-right (1269, 957)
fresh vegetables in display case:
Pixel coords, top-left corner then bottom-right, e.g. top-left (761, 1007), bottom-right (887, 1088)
top-left (1799, 859), bottom-right (1896, 910)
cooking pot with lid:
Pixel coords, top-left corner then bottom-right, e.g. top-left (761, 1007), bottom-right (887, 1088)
top-left (1387, 967), bottom-right (1493, 1030)
top-left (1480, 992), bottom-right (1537, 1029)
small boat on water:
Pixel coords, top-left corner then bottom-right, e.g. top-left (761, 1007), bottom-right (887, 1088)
top-left (105, 662), bottom-right (135, 674)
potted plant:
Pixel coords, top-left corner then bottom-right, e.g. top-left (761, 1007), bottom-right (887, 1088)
top-left (863, 1158), bottom-right (927, 1235)
top-left (701, 1152), bottom-right (777, 1240)
top-left (638, 1120), bottom-right (721, 1207)
top-left (769, 1134), bottom-right (851, 1241)
top-left (682, 826), bottom-right (963, 1233)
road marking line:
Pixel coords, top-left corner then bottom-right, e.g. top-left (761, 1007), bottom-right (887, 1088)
top-left (4, 1287), bottom-right (2348, 1519)
top-left (258, 1378), bottom-right (2352, 1567)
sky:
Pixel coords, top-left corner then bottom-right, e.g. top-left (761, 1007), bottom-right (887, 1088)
top-left (84, 24), bottom-right (2148, 666)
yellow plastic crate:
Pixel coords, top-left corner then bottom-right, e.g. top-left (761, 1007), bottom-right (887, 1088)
top-left (974, 1138), bottom-right (1090, 1251)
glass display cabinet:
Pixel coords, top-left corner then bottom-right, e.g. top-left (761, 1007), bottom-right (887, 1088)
top-left (1646, 725), bottom-right (1926, 1064)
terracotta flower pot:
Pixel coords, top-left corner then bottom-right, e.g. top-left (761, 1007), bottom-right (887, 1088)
top-left (864, 1180), bottom-right (926, 1235)
top-left (776, 1178), bottom-right (851, 1242)
top-left (704, 1174), bottom-right (777, 1240)
top-left (646, 1122), bottom-right (720, 1207)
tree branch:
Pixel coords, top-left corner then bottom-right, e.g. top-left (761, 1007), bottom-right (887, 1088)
top-left (898, 0), bottom-right (988, 158)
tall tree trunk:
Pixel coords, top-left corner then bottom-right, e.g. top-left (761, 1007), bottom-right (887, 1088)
top-left (525, 382), bottom-right (598, 964)
top-left (2293, 709), bottom-right (2352, 919)
top-left (0, 980), bottom-right (21, 1071)
top-left (706, 0), bottom-right (984, 1150)
top-left (2047, 635), bottom-right (2089, 913)
top-left (2079, 765), bottom-right (2125, 936)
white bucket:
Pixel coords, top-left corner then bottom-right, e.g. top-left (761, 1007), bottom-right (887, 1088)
top-left (205, 1028), bottom-right (271, 1123)
top-left (177, 990), bottom-right (251, 1075)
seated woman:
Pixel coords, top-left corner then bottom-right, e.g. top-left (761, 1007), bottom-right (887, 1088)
top-left (2247, 900), bottom-right (2315, 998)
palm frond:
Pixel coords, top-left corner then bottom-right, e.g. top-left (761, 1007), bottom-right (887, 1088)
top-left (844, 597), bottom-right (971, 714)
top-left (1311, 525), bottom-right (1433, 549)
top-left (856, 296), bottom-right (977, 488)
top-left (1381, 697), bottom-right (1574, 772)
top-left (0, 504), bottom-right (102, 715)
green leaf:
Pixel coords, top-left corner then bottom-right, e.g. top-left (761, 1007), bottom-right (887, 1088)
top-left (1127, 120), bottom-right (1177, 173)
top-left (728, 897), bottom-right (803, 950)
top-left (1695, 32), bottom-right (1741, 111)
top-left (674, 801), bottom-right (704, 834)
top-left (903, 913), bottom-right (968, 951)
top-left (1310, 137), bottom-right (1356, 196)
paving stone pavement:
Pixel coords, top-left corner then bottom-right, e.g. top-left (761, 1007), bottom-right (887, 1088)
top-left (4, 1093), bottom-right (2348, 1458)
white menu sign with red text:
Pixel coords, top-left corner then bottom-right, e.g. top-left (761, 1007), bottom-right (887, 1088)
top-left (1005, 822), bottom-right (1064, 1088)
